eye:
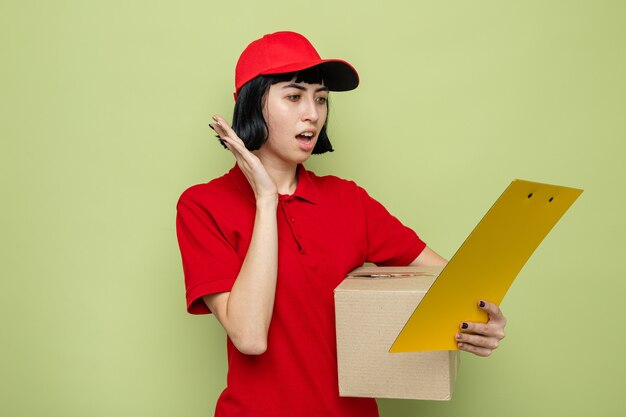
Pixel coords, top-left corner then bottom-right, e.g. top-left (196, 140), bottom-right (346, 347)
top-left (316, 96), bottom-right (328, 104)
top-left (287, 94), bottom-right (300, 102)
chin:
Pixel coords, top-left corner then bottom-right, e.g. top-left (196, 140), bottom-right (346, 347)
top-left (293, 155), bottom-right (312, 165)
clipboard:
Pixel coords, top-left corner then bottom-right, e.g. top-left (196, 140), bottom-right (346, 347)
top-left (389, 179), bottom-right (583, 352)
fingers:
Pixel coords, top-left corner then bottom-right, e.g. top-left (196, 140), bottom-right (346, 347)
top-left (456, 340), bottom-right (496, 357)
top-left (479, 300), bottom-right (507, 326)
top-left (459, 321), bottom-right (505, 339)
top-left (456, 331), bottom-right (500, 349)
top-left (209, 123), bottom-right (231, 151)
top-left (211, 115), bottom-right (234, 139)
top-left (455, 329), bottom-right (502, 357)
top-left (209, 116), bottom-right (255, 168)
top-left (456, 300), bottom-right (507, 357)
top-left (210, 115), bottom-right (246, 151)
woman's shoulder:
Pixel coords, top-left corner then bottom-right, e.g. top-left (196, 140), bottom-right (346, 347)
top-left (305, 169), bottom-right (360, 190)
top-left (177, 170), bottom-right (239, 206)
top-left (304, 168), bottom-right (368, 202)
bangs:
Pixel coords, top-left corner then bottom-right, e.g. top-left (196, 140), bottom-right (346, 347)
top-left (269, 66), bottom-right (327, 86)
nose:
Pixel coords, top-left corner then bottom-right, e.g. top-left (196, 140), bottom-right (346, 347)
top-left (301, 97), bottom-right (319, 123)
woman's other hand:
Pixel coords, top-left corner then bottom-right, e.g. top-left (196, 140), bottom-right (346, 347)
top-left (210, 115), bottom-right (277, 201)
top-left (455, 300), bottom-right (506, 357)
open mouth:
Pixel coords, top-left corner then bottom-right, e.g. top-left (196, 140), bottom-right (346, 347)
top-left (296, 132), bottom-right (315, 144)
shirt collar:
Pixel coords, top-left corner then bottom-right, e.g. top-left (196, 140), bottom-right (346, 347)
top-left (229, 163), bottom-right (319, 205)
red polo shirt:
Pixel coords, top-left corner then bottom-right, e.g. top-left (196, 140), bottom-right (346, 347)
top-left (176, 164), bottom-right (426, 417)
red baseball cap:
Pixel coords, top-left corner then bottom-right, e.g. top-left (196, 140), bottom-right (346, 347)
top-left (234, 31), bottom-right (359, 99)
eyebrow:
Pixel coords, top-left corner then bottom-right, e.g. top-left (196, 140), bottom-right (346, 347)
top-left (282, 83), bottom-right (329, 93)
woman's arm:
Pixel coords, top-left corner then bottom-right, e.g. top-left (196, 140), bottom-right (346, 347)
top-left (410, 246), bottom-right (448, 267)
top-left (203, 116), bottom-right (278, 355)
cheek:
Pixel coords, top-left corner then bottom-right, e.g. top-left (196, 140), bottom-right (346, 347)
top-left (264, 113), bottom-right (292, 144)
top-left (264, 107), bottom-right (280, 136)
top-left (266, 113), bottom-right (282, 134)
top-left (269, 107), bottom-right (294, 131)
top-left (319, 105), bottom-right (329, 123)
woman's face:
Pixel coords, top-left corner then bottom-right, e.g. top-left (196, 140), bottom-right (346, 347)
top-left (258, 79), bottom-right (328, 166)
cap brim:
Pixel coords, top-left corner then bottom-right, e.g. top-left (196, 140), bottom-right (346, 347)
top-left (262, 59), bottom-right (359, 92)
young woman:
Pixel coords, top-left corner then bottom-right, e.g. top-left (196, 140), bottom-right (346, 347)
top-left (176, 31), bottom-right (506, 417)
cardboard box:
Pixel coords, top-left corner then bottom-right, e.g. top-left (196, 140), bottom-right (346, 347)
top-left (334, 266), bottom-right (460, 400)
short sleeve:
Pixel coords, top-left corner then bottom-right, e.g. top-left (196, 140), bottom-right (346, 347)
top-left (176, 197), bottom-right (242, 314)
top-left (358, 187), bottom-right (426, 266)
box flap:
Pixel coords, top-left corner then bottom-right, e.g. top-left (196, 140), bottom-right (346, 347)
top-left (348, 265), bottom-right (443, 277)
top-left (337, 266), bottom-right (443, 293)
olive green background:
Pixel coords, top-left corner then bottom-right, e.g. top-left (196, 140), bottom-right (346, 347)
top-left (1, 1), bottom-right (624, 416)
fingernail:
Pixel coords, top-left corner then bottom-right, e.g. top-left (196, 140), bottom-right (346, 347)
top-left (461, 322), bottom-right (468, 329)
top-left (479, 301), bottom-right (485, 308)
top-left (209, 124), bottom-right (215, 130)
top-left (455, 333), bottom-right (462, 340)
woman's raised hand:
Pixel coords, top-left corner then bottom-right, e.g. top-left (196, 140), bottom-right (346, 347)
top-left (210, 115), bottom-right (278, 202)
